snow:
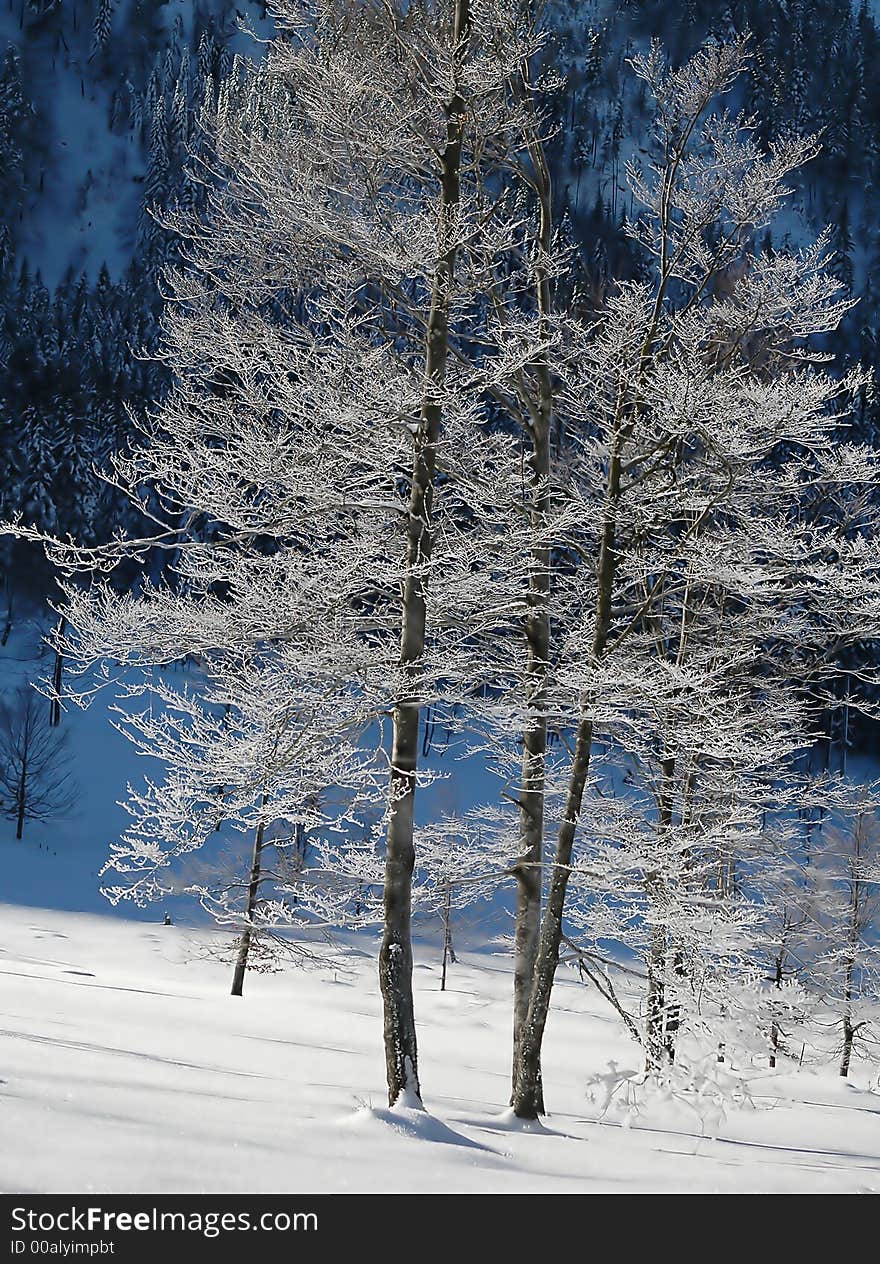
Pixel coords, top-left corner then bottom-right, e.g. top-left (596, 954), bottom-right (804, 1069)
top-left (0, 8), bottom-right (143, 286)
top-left (1, 902), bottom-right (877, 1193)
top-left (0, 1), bottom-right (274, 289)
top-left (0, 620), bottom-right (174, 919)
top-left (2, 615), bottom-right (879, 1193)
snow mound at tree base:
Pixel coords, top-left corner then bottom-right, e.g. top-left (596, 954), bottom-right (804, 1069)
top-left (345, 1099), bottom-right (499, 1152)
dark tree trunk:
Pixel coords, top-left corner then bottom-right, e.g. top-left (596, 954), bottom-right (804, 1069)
top-left (440, 882), bottom-right (455, 992)
top-left (513, 715), bottom-right (596, 1118)
top-left (511, 119), bottom-right (554, 1114)
top-left (231, 815), bottom-right (265, 997)
top-left (50, 616), bottom-right (66, 727)
top-left (379, 0), bottom-right (470, 1108)
top-left (381, 699), bottom-right (422, 1101)
top-left (645, 760), bottom-right (676, 1071)
top-left (645, 924), bottom-right (670, 1072)
top-left (512, 396), bottom-right (550, 1110)
top-left (15, 746), bottom-right (27, 840)
top-left (840, 1008), bottom-right (854, 1078)
top-left (512, 443), bottom-right (622, 1120)
top-left (840, 818), bottom-right (863, 1077)
top-left (769, 945), bottom-right (784, 1068)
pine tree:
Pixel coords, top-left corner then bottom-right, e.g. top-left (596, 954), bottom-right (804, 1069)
top-left (92, 0), bottom-right (115, 52)
top-left (0, 47), bottom-right (33, 246)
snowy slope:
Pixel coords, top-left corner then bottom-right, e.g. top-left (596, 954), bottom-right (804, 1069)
top-left (0, 0), bottom-right (274, 287)
top-left (0, 619), bottom-right (511, 926)
top-left (0, 4), bottom-right (142, 285)
top-left (0, 620), bottom-right (180, 919)
top-left (1, 904), bottom-right (878, 1193)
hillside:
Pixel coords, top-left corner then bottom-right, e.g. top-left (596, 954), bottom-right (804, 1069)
top-left (4, 1), bottom-right (880, 617)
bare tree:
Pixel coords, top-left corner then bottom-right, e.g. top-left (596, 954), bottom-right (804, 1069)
top-left (7, 0), bottom-right (545, 1112)
top-left (0, 686), bottom-right (75, 839)
top-left (511, 37), bottom-right (877, 1117)
top-left (99, 653), bottom-right (377, 996)
top-left (809, 799), bottom-right (880, 1077)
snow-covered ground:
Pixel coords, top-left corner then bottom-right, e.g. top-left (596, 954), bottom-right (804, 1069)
top-left (1, 620), bottom-right (879, 1193)
top-left (0, 619), bottom-right (164, 919)
top-left (1, 902), bottom-right (878, 1194)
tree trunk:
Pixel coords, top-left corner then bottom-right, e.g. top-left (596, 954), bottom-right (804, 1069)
top-left (840, 1004), bottom-right (854, 1078)
top-left (50, 616), bottom-right (66, 727)
top-left (231, 815), bottom-right (266, 997)
top-left (441, 882), bottom-right (454, 992)
top-left (512, 441), bottom-right (622, 1120)
top-left (15, 747), bottom-right (27, 840)
top-left (645, 923), bottom-right (669, 1072)
top-left (513, 716), bottom-right (595, 1118)
top-left (511, 366), bottom-right (550, 1113)
top-left (379, 0), bottom-right (470, 1108)
top-left (645, 759), bottom-right (676, 1072)
top-left (769, 947), bottom-right (784, 1068)
top-left (511, 112), bottom-right (554, 1114)
top-left (512, 472), bottom-right (548, 1101)
top-left (664, 949), bottom-right (685, 1063)
top-left (213, 703), bottom-right (231, 831)
top-left (840, 828), bottom-right (861, 1077)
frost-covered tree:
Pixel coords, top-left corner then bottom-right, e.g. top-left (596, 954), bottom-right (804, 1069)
top-left (508, 37), bottom-right (880, 1118)
top-left (10, 0), bottom-right (548, 1108)
top-left (494, 36), bottom-right (562, 1113)
top-left (99, 648), bottom-right (381, 996)
top-left (413, 812), bottom-right (513, 991)
top-left (808, 795), bottom-right (880, 1076)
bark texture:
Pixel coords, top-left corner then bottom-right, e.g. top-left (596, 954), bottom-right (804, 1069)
top-left (50, 616), bottom-right (66, 728)
top-left (512, 445), bottom-right (622, 1119)
top-left (511, 99), bottom-right (553, 1112)
top-left (231, 814), bottom-right (266, 997)
top-left (379, 0), bottom-right (470, 1107)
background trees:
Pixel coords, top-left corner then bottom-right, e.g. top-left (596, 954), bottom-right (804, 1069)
top-left (808, 797), bottom-right (880, 1077)
top-left (7, 1), bottom-right (880, 622)
top-left (0, 687), bottom-right (75, 839)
